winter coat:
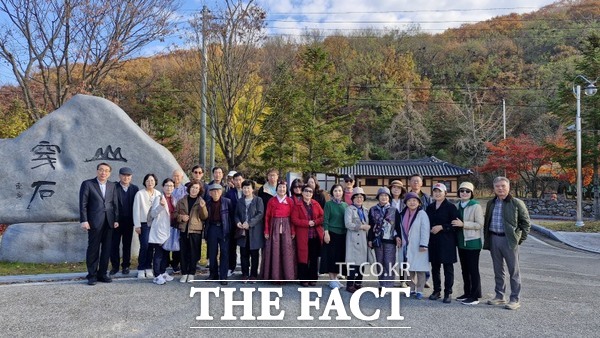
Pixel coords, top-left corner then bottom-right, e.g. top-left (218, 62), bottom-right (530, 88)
top-left (176, 196), bottom-right (208, 234)
top-left (290, 199), bottom-right (324, 264)
top-left (234, 196), bottom-right (265, 250)
top-left (148, 196), bottom-right (171, 245)
top-left (344, 204), bottom-right (370, 265)
top-left (483, 194), bottom-right (530, 250)
top-left (426, 198), bottom-right (460, 264)
top-left (395, 207), bottom-right (430, 272)
top-left (455, 200), bottom-right (485, 248)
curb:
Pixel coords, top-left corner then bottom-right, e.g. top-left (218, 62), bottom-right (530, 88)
top-left (531, 223), bottom-right (600, 254)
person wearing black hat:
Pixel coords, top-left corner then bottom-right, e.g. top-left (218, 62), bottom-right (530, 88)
top-left (342, 174), bottom-right (355, 205)
top-left (109, 167), bottom-right (139, 275)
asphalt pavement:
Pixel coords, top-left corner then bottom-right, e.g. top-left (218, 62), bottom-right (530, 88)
top-left (0, 223), bottom-right (598, 337)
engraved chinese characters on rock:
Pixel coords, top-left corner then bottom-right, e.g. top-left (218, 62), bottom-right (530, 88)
top-left (28, 181), bottom-right (57, 209)
top-left (25, 140), bottom-right (60, 209)
top-left (85, 145), bottom-right (128, 162)
top-left (31, 141), bottom-right (61, 170)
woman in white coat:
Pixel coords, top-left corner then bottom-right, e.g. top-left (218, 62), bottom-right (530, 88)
top-left (147, 179), bottom-right (176, 285)
top-left (133, 173), bottom-right (161, 279)
top-left (344, 187), bottom-right (370, 293)
top-left (395, 192), bottom-right (430, 299)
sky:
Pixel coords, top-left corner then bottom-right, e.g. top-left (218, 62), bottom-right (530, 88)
top-left (253, 0), bottom-right (559, 35)
top-left (0, 0), bottom-right (560, 85)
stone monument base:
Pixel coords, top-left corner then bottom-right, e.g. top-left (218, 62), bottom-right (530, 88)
top-left (0, 222), bottom-right (140, 264)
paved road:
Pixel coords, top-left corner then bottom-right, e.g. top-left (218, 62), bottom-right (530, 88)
top-left (1, 234), bottom-right (598, 337)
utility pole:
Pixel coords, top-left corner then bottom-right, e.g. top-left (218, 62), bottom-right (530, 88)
top-left (199, 5), bottom-right (209, 170)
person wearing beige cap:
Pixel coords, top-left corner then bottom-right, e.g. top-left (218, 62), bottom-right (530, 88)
top-left (426, 182), bottom-right (460, 303)
top-left (451, 182), bottom-right (484, 305)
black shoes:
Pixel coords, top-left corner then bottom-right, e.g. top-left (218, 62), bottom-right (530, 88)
top-left (220, 281), bottom-right (228, 286)
top-left (109, 268), bottom-right (119, 276)
top-left (87, 277), bottom-right (97, 286)
top-left (122, 267), bottom-right (130, 275)
top-left (461, 298), bottom-right (480, 305)
top-left (429, 292), bottom-right (441, 300)
top-left (97, 275), bottom-right (113, 283)
top-left (443, 296), bottom-right (452, 303)
top-left (456, 294), bottom-right (468, 301)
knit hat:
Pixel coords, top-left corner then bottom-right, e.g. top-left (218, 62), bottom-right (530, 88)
top-left (390, 180), bottom-right (404, 188)
top-left (403, 192), bottom-right (421, 204)
top-left (376, 187), bottom-right (391, 200)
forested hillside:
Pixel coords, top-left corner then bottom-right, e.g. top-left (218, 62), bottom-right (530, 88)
top-left (1, 0), bottom-right (598, 195)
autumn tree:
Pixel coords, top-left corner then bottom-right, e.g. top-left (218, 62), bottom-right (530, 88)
top-left (0, 0), bottom-right (179, 120)
top-left (478, 135), bottom-right (554, 198)
top-left (188, 0), bottom-right (273, 171)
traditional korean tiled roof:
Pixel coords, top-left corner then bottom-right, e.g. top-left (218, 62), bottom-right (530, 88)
top-left (333, 156), bottom-right (473, 177)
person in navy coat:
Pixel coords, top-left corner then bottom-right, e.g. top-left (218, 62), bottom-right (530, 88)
top-left (79, 162), bottom-right (120, 285)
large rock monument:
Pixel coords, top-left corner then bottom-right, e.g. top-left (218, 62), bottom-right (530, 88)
top-left (0, 94), bottom-right (186, 263)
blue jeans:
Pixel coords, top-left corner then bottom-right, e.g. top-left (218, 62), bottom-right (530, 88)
top-left (137, 223), bottom-right (152, 270)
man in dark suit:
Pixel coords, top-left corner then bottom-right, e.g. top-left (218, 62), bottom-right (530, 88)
top-left (109, 167), bottom-right (139, 275)
top-left (80, 162), bottom-right (120, 285)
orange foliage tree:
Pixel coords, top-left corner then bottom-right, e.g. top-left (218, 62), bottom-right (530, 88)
top-left (478, 135), bottom-right (553, 198)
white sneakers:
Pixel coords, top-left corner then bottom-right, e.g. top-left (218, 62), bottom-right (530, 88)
top-left (153, 275), bottom-right (166, 285)
top-left (162, 273), bottom-right (174, 282)
top-left (137, 270), bottom-right (145, 279)
top-left (187, 274), bottom-right (195, 283)
top-left (180, 275), bottom-right (188, 283)
top-left (152, 273), bottom-right (174, 285)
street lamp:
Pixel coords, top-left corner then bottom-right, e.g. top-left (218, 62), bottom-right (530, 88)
top-left (573, 75), bottom-right (598, 227)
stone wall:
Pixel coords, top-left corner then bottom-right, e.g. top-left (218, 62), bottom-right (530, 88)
top-left (523, 198), bottom-right (593, 218)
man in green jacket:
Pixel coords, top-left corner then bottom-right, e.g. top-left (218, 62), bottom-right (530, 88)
top-left (483, 176), bottom-right (530, 310)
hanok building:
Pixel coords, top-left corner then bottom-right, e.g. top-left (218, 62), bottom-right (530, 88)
top-left (333, 156), bottom-right (473, 198)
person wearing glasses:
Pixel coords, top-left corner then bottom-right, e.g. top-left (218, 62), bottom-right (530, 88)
top-left (291, 184), bottom-right (324, 287)
top-left (451, 182), bottom-right (484, 305)
top-left (79, 163), bottom-right (119, 285)
top-left (342, 174), bottom-right (355, 205)
top-left (290, 178), bottom-right (304, 202)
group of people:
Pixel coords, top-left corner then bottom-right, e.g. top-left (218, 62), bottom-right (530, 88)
top-left (80, 164), bottom-right (530, 310)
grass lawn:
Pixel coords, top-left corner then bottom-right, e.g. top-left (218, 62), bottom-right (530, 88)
top-left (0, 243), bottom-right (209, 277)
top-left (533, 220), bottom-right (600, 233)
